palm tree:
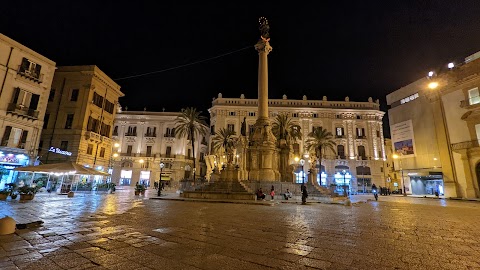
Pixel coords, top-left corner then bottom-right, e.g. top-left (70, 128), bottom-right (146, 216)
top-left (211, 128), bottom-right (237, 164)
top-left (272, 113), bottom-right (302, 146)
top-left (305, 127), bottom-right (336, 185)
top-left (272, 113), bottom-right (302, 181)
top-left (174, 107), bottom-right (208, 181)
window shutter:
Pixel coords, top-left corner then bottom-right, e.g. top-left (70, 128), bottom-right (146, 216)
top-left (362, 128), bottom-right (365, 136)
top-left (12, 88), bottom-right (20, 104)
top-left (20, 58), bottom-right (29, 71)
top-left (341, 128), bottom-right (345, 136)
top-left (29, 94), bottom-right (40, 110)
top-left (1, 126), bottom-right (12, 146)
top-left (87, 116), bottom-right (92, 131)
top-left (34, 64), bottom-right (42, 78)
top-left (19, 130), bottom-right (28, 148)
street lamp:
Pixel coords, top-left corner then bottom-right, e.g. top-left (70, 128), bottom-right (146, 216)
top-left (300, 158), bottom-right (305, 185)
top-left (108, 143), bottom-right (121, 183)
top-left (341, 169), bottom-right (347, 197)
top-left (392, 154), bottom-right (407, 196)
top-left (158, 162), bottom-right (165, 196)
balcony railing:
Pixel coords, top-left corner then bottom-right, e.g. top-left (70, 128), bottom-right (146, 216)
top-left (451, 140), bottom-right (479, 150)
top-left (335, 135), bottom-right (345, 139)
top-left (17, 66), bottom-right (43, 83)
top-left (356, 135), bottom-right (367, 139)
top-left (145, 133), bottom-right (156, 137)
top-left (164, 134), bottom-right (175, 138)
top-left (125, 132), bottom-right (137, 136)
top-left (6, 103), bottom-right (39, 119)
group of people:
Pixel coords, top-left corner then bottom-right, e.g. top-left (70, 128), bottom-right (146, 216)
top-left (255, 185), bottom-right (308, 205)
top-left (377, 185), bottom-right (391, 195)
top-left (153, 181), bottom-right (165, 190)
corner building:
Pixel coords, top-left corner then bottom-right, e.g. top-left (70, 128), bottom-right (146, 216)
top-left (387, 51), bottom-right (480, 199)
top-left (0, 34), bottom-right (56, 188)
top-left (208, 94), bottom-right (387, 194)
top-left (111, 111), bottom-right (209, 188)
top-left (39, 66), bottom-right (124, 174)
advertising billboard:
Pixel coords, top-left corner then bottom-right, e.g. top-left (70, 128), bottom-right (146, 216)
top-left (391, 120), bottom-right (415, 157)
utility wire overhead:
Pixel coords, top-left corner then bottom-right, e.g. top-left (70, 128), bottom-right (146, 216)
top-left (114, 45), bottom-right (252, 81)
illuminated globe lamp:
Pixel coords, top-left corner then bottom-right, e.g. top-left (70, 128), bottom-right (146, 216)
top-left (158, 162), bottom-right (165, 197)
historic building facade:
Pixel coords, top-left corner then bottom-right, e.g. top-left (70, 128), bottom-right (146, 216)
top-left (111, 110), bottom-right (209, 188)
top-left (39, 66), bottom-right (124, 175)
top-left (387, 51), bottom-right (480, 199)
top-left (0, 34), bottom-right (56, 188)
top-left (208, 93), bottom-right (386, 194)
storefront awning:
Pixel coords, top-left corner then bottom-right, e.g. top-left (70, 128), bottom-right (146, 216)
top-left (161, 176), bottom-right (171, 181)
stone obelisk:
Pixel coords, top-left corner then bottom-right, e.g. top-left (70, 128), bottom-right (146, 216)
top-left (248, 17), bottom-right (280, 181)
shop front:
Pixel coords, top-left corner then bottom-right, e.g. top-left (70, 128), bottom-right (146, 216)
top-left (0, 150), bottom-right (30, 190)
top-left (408, 171), bottom-right (444, 196)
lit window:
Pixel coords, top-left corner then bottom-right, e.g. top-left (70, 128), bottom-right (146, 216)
top-left (468, 87), bottom-right (480, 105)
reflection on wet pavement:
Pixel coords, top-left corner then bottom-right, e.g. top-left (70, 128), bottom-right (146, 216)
top-left (0, 190), bottom-right (480, 269)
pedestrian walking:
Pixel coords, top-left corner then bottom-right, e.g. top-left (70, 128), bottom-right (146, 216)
top-left (301, 185), bottom-right (308, 205)
top-left (270, 186), bottom-right (275, 200)
top-left (154, 181), bottom-right (158, 190)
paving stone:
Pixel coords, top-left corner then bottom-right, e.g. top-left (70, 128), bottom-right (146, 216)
top-left (2, 191), bottom-right (480, 269)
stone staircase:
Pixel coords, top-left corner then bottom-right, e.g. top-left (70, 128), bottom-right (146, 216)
top-left (198, 180), bottom-right (252, 193)
top-left (181, 180), bottom-right (256, 200)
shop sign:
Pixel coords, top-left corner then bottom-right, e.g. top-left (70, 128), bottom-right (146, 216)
top-left (48, 146), bottom-right (72, 156)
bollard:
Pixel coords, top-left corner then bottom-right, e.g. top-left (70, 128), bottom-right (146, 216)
top-left (344, 198), bottom-right (352, 206)
top-left (0, 216), bottom-right (16, 235)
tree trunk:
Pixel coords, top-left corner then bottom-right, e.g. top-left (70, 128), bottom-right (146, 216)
top-left (319, 146), bottom-right (323, 186)
top-left (191, 128), bottom-right (196, 181)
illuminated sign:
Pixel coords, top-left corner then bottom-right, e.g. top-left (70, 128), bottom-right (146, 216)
top-left (49, 146), bottom-right (72, 156)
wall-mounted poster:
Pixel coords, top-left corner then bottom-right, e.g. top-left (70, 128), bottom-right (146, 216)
top-left (391, 120), bottom-right (415, 157)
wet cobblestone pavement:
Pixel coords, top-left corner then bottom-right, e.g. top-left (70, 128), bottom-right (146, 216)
top-left (1, 189), bottom-right (480, 269)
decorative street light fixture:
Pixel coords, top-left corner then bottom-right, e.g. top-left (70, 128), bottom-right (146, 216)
top-left (341, 169), bottom-right (348, 197)
top-left (392, 154), bottom-right (407, 196)
top-left (158, 162), bottom-right (165, 197)
top-left (300, 158), bottom-right (305, 185)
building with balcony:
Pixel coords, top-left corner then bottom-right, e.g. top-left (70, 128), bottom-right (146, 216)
top-left (111, 110), bottom-right (209, 188)
top-left (0, 34), bottom-right (56, 188)
top-left (386, 51), bottom-right (480, 199)
top-left (39, 66), bottom-right (124, 176)
top-left (208, 93), bottom-right (386, 194)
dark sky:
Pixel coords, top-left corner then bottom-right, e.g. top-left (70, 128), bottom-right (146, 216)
top-left (2, 1), bottom-right (480, 138)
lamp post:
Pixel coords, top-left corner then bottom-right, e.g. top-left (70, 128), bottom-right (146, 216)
top-left (393, 154), bottom-right (406, 196)
top-left (300, 159), bottom-right (305, 185)
top-left (108, 143), bottom-right (121, 184)
top-left (341, 169), bottom-right (347, 197)
top-left (158, 162), bottom-right (165, 197)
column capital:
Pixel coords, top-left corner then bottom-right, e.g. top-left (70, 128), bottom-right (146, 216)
top-left (255, 40), bottom-right (272, 54)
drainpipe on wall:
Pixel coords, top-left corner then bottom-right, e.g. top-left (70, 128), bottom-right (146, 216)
top-left (45, 78), bottom-right (66, 164)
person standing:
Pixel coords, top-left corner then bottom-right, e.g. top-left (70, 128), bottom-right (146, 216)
top-left (270, 186), bottom-right (275, 200)
top-left (301, 185), bottom-right (308, 205)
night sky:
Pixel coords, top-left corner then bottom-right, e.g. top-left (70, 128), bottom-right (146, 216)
top-left (2, 1), bottom-right (480, 138)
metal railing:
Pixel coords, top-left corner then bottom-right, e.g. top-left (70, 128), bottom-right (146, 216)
top-left (7, 103), bottom-right (39, 119)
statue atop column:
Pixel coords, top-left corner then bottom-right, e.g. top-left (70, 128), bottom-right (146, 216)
top-left (259, 17), bottom-right (270, 41)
